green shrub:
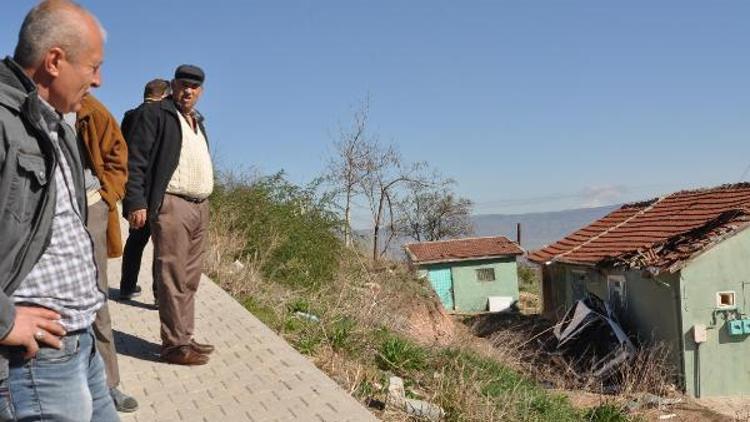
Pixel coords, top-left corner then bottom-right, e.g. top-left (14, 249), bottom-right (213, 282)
top-left (376, 332), bottom-right (428, 373)
top-left (211, 172), bottom-right (342, 288)
top-left (517, 264), bottom-right (540, 295)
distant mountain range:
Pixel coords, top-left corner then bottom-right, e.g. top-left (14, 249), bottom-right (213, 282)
top-left (357, 204), bottom-right (620, 259)
top-left (472, 204), bottom-right (620, 251)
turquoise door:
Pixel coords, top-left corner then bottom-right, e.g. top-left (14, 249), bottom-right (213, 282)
top-left (428, 268), bottom-right (454, 310)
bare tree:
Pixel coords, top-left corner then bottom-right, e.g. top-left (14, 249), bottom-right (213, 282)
top-left (323, 98), bottom-right (373, 247)
top-left (396, 178), bottom-right (474, 242)
top-left (324, 96), bottom-right (438, 261)
top-left (358, 145), bottom-right (427, 261)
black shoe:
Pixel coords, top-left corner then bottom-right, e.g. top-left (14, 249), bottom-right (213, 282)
top-left (120, 286), bottom-right (142, 300)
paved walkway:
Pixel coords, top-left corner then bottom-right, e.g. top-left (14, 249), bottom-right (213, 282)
top-left (697, 397), bottom-right (750, 420)
top-left (107, 234), bottom-right (377, 421)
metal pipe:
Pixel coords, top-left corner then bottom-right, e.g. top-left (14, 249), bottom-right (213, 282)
top-left (695, 342), bottom-right (701, 398)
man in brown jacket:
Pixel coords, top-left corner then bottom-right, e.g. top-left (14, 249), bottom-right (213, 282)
top-left (75, 94), bottom-right (139, 412)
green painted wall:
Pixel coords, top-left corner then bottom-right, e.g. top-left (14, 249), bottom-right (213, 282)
top-left (680, 229), bottom-right (750, 397)
top-left (451, 258), bottom-right (519, 312)
top-left (421, 258), bottom-right (519, 312)
top-left (542, 263), bottom-right (683, 380)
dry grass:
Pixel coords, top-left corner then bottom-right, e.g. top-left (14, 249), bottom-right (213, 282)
top-left (466, 310), bottom-right (683, 421)
top-left (205, 202), bottom-right (267, 297)
top-left (207, 214), bottom-right (634, 421)
top-left (614, 343), bottom-right (678, 397)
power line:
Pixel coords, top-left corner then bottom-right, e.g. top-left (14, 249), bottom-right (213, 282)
top-left (740, 162), bottom-right (750, 182)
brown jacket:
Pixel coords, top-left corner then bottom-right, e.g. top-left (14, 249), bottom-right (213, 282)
top-left (77, 95), bottom-right (128, 257)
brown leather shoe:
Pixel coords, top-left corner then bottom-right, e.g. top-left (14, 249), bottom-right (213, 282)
top-left (190, 339), bottom-right (215, 355)
top-left (161, 345), bottom-right (209, 365)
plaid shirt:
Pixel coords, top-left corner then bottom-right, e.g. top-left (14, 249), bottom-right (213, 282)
top-left (12, 98), bottom-right (104, 332)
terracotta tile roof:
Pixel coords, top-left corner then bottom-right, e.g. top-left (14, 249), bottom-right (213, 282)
top-left (404, 236), bottom-right (524, 265)
top-left (528, 183), bottom-right (750, 272)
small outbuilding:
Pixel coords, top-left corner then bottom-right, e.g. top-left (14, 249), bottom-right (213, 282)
top-left (404, 236), bottom-right (524, 313)
top-left (528, 183), bottom-right (750, 397)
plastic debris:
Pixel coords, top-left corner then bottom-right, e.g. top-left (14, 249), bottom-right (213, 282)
top-left (387, 376), bottom-right (445, 421)
top-left (229, 260), bottom-right (245, 273)
top-left (294, 311), bottom-right (320, 323)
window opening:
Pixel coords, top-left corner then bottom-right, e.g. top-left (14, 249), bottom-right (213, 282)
top-left (476, 268), bottom-right (496, 282)
top-left (716, 291), bottom-right (736, 309)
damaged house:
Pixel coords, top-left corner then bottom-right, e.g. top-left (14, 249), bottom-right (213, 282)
top-left (405, 236), bottom-right (523, 313)
top-left (528, 183), bottom-right (750, 397)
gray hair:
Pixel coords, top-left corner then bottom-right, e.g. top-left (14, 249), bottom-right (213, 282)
top-left (13, 0), bottom-right (106, 68)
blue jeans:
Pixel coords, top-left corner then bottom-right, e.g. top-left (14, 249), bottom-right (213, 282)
top-left (0, 327), bottom-right (119, 421)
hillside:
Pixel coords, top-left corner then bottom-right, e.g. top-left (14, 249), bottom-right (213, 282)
top-left (360, 204), bottom-right (620, 260)
top-left (206, 176), bottom-right (642, 420)
top-left (472, 204), bottom-right (620, 251)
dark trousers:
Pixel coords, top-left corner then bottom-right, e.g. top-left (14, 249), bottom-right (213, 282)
top-left (119, 223), bottom-right (156, 296)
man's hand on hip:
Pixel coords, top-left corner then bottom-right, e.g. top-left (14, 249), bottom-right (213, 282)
top-left (128, 209), bottom-right (147, 229)
top-left (0, 306), bottom-right (66, 358)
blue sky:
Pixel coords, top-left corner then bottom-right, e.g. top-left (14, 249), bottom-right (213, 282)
top-left (2, 1), bottom-right (749, 217)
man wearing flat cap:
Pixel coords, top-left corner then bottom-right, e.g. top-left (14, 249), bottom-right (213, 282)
top-left (123, 64), bottom-right (215, 365)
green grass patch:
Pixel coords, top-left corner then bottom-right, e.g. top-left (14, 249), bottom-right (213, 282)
top-left (376, 331), bottom-right (428, 373)
top-left (242, 297), bottom-right (281, 330)
top-left (292, 325), bottom-right (324, 355)
top-left (432, 348), bottom-right (631, 422)
top-left (584, 404), bottom-right (630, 422)
top-left (328, 317), bottom-right (358, 353)
top-left (286, 297), bottom-right (314, 314)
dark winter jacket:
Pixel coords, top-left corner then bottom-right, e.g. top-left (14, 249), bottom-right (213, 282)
top-left (122, 98), bottom-right (209, 219)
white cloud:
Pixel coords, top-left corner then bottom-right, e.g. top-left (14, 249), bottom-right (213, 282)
top-left (580, 185), bottom-right (629, 208)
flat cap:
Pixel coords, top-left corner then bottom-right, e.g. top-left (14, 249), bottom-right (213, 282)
top-left (174, 64), bottom-right (205, 86)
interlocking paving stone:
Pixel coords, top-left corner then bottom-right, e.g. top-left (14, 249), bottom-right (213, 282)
top-left (108, 221), bottom-right (377, 421)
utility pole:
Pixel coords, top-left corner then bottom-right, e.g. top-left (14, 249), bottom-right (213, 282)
top-left (516, 222), bottom-right (522, 246)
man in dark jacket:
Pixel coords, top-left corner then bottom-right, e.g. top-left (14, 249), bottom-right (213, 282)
top-left (0, 1), bottom-right (117, 420)
top-left (123, 65), bottom-right (215, 366)
top-left (119, 79), bottom-right (170, 301)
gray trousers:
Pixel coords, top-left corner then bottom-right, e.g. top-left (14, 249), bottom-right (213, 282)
top-left (87, 199), bottom-right (120, 389)
top-left (152, 194), bottom-right (209, 352)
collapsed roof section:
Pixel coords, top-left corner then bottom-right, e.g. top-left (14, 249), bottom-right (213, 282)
top-left (528, 183), bottom-right (750, 273)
